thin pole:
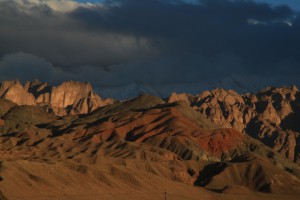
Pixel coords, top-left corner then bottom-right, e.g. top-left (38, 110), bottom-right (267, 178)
top-left (164, 190), bottom-right (167, 200)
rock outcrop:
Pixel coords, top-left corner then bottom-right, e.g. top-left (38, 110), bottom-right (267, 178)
top-left (168, 86), bottom-right (300, 164)
top-left (0, 80), bottom-right (36, 106)
top-left (0, 80), bottom-right (114, 116)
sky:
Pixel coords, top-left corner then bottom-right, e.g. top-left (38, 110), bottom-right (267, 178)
top-left (255, 0), bottom-right (300, 10)
top-left (0, 0), bottom-right (300, 98)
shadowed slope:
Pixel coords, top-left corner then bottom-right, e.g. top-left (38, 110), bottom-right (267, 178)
top-left (0, 99), bottom-right (16, 118)
top-left (3, 105), bottom-right (56, 125)
top-left (195, 154), bottom-right (300, 194)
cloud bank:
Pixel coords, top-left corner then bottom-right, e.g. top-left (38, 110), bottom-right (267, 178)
top-left (0, 0), bottom-right (299, 98)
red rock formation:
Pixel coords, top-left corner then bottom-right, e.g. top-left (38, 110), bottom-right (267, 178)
top-left (168, 86), bottom-right (300, 164)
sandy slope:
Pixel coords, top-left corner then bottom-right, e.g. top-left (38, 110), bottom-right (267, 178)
top-left (1, 160), bottom-right (213, 200)
top-left (1, 160), bottom-right (299, 200)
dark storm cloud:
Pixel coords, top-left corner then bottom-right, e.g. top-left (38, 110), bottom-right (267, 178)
top-left (71, 0), bottom-right (300, 85)
top-left (0, 0), bottom-right (157, 69)
top-left (70, 0), bottom-right (298, 68)
top-left (0, 52), bottom-right (73, 83)
top-left (0, 0), bottom-right (299, 97)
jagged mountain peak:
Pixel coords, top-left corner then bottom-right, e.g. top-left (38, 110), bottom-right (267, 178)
top-left (169, 85), bottom-right (300, 164)
top-left (0, 80), bottom-right (114, 116)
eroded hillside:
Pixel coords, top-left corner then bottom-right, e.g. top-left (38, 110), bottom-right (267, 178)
top-left (1, 81), bottom-right (300, 199)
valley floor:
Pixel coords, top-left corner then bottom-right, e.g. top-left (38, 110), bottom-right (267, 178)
top-left (1, 160), bottom-right (299, 200)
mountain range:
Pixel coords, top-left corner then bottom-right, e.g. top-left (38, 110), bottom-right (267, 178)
top-left (95, 75), bottom-right (300, 100)
top-left (0, 80), bottom-right (300, 200)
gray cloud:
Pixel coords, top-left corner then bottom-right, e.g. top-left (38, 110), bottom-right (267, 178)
top-left (0, 52), bottom-right (72, 83)
top-left (0, 0), bottom-right (299, 98)
top-left (0, 0), bottom-right (157, 69)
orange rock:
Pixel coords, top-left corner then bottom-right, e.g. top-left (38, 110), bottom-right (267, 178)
top-left (0, 80), bottom-right (114, 116)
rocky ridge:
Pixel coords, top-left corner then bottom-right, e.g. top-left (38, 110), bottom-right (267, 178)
top-left (0, 80), bottom-right (114, 116)
top-left (0, 80), bottom-right (299, 165)
top-left (168, 86), bottom-right (300, 164)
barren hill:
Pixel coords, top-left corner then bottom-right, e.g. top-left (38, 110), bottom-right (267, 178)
top-left (1, 81), bottom-right (300, 199)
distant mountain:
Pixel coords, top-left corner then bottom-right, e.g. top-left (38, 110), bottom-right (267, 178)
top-left (96, 75), bottom-right (299, 100)
top-left (95, 82), bottom-right (162, 100)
